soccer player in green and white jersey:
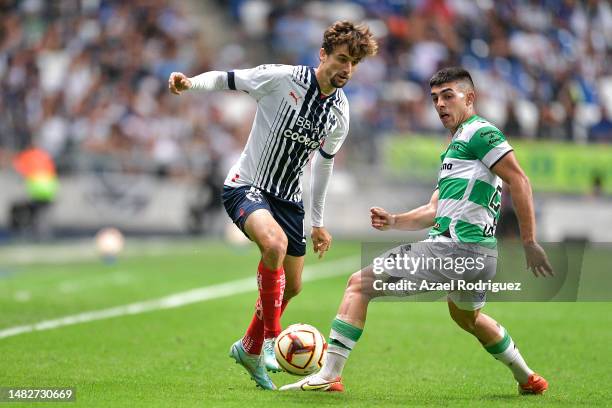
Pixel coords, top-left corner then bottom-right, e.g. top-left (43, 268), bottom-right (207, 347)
top-left (281, 67), bottom-right (553, 394)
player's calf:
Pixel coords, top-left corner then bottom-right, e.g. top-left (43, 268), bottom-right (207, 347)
top-left (448, 302), bottom-right (499, 341)
top-left (282, 279), bottom-right (302, 301)
top-left (448, 301), bottom-right (544, 391)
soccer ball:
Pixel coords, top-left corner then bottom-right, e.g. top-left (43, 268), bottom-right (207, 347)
top-left (95, 227), bottom-right (124, 260)
top-left (274, 323), bottom-right (327, 376)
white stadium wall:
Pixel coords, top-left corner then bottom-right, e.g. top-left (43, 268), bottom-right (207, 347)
top-left (1, 171), bottom-right (612, 242)
top-left (0, 173), bottom-right (193, 234)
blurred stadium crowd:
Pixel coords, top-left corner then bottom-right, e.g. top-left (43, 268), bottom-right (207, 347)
top-left (1, 0), bottom-right (611, 178)
top-left (230, 0), bottom-right (612, 148)
top-left (0, 0), bottom-right (231, 177)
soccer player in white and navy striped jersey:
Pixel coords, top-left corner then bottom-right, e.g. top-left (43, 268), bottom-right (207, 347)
top-left (169, 21), bottom-right (378, 390)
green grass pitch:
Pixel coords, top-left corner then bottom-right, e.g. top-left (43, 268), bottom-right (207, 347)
top-left (0, 240), bottom-right (610, 407)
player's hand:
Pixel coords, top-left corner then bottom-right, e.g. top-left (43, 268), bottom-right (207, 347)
top-left (168, 72), bottom-right (192, 95)
top-left (370, 207), bottom-right (396, 231)
top-left (523, 241), bottom-right (554, 277)
top-left (311, 227), bottom-right (332, 259)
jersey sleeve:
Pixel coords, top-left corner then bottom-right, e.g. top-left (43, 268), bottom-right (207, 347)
top-left (319, 104), bottom-right (349, 159)
top-left (467, 126), bottom-right (513, 168)
top-left (227, 64), bottom-right (286, 101)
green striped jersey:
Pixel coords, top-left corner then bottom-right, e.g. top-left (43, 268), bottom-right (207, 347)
top-left (429, 115), bottom-right (513, 245)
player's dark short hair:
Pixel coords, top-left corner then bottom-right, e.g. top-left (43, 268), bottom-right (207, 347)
top-left (321, 20), bottom-right (378, 63)
top-left (429, 67), bottom-right (475, 89)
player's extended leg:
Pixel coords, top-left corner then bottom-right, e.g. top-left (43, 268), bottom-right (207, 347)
top-left (244, 208), bottom-right (288, 342)
top-left (447, 300), bottom-right (548, 395)
top-left (229, 209), bottom-right (287, 390)
top-left (280, 266), bottom-right (380, 391)
top-left (262, 254), bottom-right (304, 372)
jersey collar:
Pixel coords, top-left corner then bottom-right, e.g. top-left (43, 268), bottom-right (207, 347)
top-left (453, 114), bottom-right (480, 138)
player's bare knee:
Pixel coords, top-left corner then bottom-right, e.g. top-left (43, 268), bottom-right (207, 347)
top-left (259, 232), bottom-right (288, 262)
top-left (347, 269), bottom-right (376, 300)
top-left (346, 271), bottom-right (362, 291)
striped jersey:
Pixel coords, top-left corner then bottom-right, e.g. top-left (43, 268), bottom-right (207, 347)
top-left (223, 64), bottom-right (349, 202)
top-left (429, 115), bottom-right (513, 245)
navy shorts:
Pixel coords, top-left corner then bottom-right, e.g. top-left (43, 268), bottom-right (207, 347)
top-left (222, 185), bottom-right (306, 257)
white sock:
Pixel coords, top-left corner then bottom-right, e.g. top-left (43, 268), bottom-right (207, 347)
top-left (317, 318), bottom-right (363, 381)
top-left (318, 346), bottom-right (348, 380)
top-left (486, 326), bottom-right (534, 384)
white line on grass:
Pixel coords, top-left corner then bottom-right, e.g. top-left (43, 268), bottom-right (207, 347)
top-left (57, 271), bottom-right (134, 294)
top-left (0, 256), bottom-right (359, 340)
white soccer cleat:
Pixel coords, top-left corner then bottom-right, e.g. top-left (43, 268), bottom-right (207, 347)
top-left (279, 374), bottom-right (344, 392)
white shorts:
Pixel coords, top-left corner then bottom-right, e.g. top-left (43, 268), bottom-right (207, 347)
top-left (370, 235), bottom-right (498, 311)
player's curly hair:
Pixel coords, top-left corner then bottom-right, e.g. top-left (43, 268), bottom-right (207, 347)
top-left (321, 21), bottom-right (378, 62)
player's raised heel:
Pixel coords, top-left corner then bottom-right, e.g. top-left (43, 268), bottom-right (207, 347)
top-left (263, 338), bottom-right (282, 373)
top-left (518, 373), bottom-right (548, 395)
top-left (279, 375), bottom-right (344, 392)
top-left (228, 340), bottom-right (277, 390)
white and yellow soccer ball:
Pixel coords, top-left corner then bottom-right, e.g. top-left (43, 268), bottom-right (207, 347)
top-left (274, 323), bottom-right (327, 376)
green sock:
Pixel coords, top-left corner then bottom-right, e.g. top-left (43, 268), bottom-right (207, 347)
top-left (319, 317), bottom-right (363, 380)
top-left (329, 317), bottom-right (363, 354)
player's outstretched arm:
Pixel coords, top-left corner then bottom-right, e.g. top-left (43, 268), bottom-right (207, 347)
top-left (491, 152), bottom-right (553, 277)
top-left (168, 70), bottom-right (232, 95)
top-left (370, 190), bottom-right (438, 231)
top-left (168, 72), bottom-right (192, 95)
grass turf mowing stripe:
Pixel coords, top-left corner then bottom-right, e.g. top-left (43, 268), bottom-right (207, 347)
top-left (0, 255), bottom-right (359, 340)
top-left (0, 239), bottom-right (211, 265)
